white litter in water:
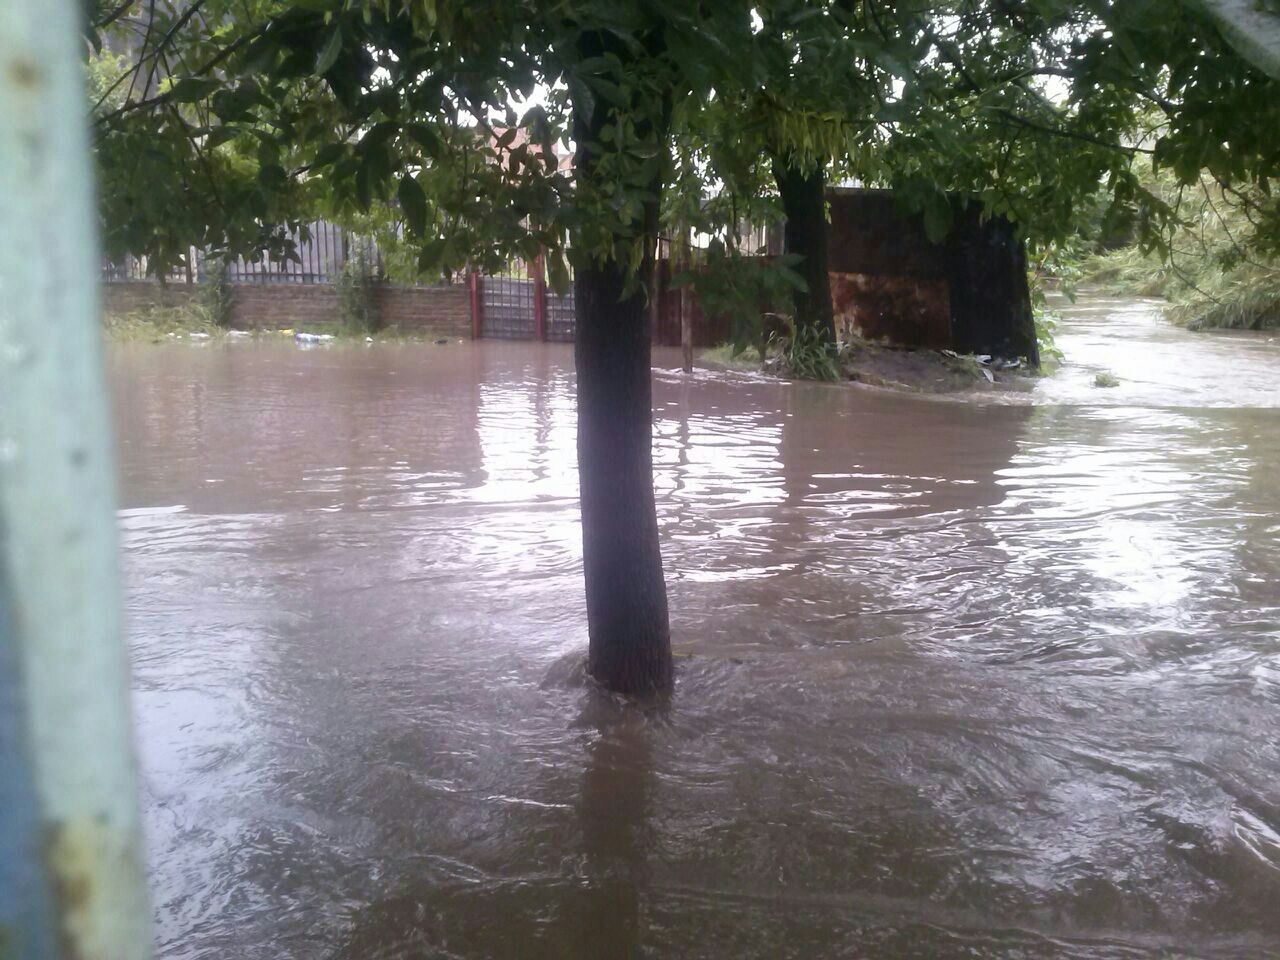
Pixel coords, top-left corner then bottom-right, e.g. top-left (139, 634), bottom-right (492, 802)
top-left (294, 332), bottom-right (335, 344)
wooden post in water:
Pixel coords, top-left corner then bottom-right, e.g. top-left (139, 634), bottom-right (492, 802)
top-left (468, 270), bottom-right (483, 339)
top-left (0, 2), bottom-right (152, 958)
top-left (532, 249), bottom-right (547, 342)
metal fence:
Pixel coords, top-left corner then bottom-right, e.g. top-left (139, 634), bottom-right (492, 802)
top-left (101, 220), bottom-right (383, 285)
top-left (101, 229), bottom-right (749, 346)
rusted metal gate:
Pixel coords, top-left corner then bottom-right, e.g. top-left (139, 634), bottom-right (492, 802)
top-left (473, 252), bottom-right (576, 342)
top-left (479, 274), bottom-right (539, 339)
top-left (545, 281), bottom-right (575, 342)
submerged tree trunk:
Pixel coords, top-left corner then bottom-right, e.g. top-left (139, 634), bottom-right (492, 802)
top-left (570, 34), bottom-right (674, 696)
top-left (773, 157), bottom-right (836, 342)
top-left (574, 259), bottom-right (672, 694)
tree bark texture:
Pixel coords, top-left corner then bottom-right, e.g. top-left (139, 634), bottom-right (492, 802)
top-left (574, 259), bottom-right (673, 695)
top-left (571, 31), bottom-right (674, 696)
top-left (773, 157), bottom-right (836, 342)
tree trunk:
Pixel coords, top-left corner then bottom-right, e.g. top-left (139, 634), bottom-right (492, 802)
top-left (574, 258), bottom-right (673, 695)
top-left (773, 157), bottom-right (836, 342)
top-left (570, 34), bottom-right (674, 696)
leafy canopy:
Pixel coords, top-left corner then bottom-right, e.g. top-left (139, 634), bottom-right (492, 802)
top-left (88, 1), bottom-right (1279, 280)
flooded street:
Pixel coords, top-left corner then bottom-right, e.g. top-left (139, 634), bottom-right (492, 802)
top-left (110, 296), bottom-right (1280, 959)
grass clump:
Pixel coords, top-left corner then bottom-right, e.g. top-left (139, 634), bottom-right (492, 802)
top-left (700, 343), bottom-right (763, 371)
top-left (1094, 370), bottom-right (1120, 388)
top-left (1078, 245), bottom-right (1173, 298)
top-left (103, 303), bottom-right (225, 341)
top-left (774, 320), bottom-right (841, 381)
top-left (1081, 245), bottom-right (1280, 332)
top-left (1169, 264), bottom-right (1280, 331)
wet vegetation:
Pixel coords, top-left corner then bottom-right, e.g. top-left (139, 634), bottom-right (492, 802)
top-left (334, 245), bottom-right (384, 336)
top-left (198, 257), bottom-right (235, 328)
top-left (102, 305), bottom-right (229, 342)
top-left (1077, 165), bottom-right (1280, 331)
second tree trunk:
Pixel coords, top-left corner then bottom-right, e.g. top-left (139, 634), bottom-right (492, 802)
top-left (773, 157), bottom-right (836, 343)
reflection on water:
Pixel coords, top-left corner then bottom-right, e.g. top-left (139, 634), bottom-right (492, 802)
top-left (111, 298), bottom-right (1280, 959)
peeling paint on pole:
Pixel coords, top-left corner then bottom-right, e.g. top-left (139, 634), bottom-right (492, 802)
top-left (0, 2), bottom-right (152, 959)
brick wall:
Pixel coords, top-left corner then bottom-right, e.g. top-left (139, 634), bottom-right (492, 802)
top-left (102, 281), bottom-right (472, 338)
top-left (101, 282), bottom-right (199, 314)
top-left (377, 285), bottom-right (470, 335)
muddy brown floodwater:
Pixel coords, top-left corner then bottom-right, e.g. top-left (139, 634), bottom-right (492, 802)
top-left (110, 295), bottom-right (1280, 959)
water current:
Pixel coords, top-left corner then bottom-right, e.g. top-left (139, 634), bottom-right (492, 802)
top-left (110, 295), bottom-right (1280, 958)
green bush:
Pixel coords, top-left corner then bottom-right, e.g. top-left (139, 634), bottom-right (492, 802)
top-left (1073, 158), bottom-right (1278, 331)
top-left (673, 239), bottom-right (807, 361)
top-left (336, 245), bottom-right (382, 334)
top-left (196, 257), bottom-right (234, 328)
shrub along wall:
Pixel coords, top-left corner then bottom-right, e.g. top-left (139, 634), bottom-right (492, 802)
top-left (102, 281), bottom-right (472, 338)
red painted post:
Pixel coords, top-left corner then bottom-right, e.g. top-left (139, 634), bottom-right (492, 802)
top-left (531, 249), bottom-right (547, 341)
top-left (469, 270), bottom-right (482, 339)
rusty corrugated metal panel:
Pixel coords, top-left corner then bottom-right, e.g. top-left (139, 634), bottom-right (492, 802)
top-left (830, 272), bottom-right (951, 349)
top-left (826, 188), bottom-right (950, 280)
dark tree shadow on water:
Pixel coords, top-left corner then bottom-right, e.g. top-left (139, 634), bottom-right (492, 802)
top-left (560, 690), bottom-right (660, 959)
top-left (330, 688), bottom-right (659, 960)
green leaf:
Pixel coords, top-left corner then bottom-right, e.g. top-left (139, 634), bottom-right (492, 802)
top-left (398, 176), bottom-right (428, 236)
top-left (355, 160), bottom-right (373, 211)
top-left (585, 74), bottom-right (628, 107)
top-left (404, 123), bottom-right (441, 157)
top-left (168, 77), bottom-right (220, 103)
top-left (417, 237), bottom-right (446, 272)
top-left (203, 127), bottom-right (239, 149)
top-left (922, 200), bottom-right (952, 244)
top-left (313, 142), bottom-right (345, 167)
top-left (315, 28), bottom-right (343, 75)
top-left (546, 250), bottom-right (571, 295)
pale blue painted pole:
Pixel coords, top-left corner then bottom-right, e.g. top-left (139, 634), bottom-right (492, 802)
top-left (0, 1), bottom-right (152, 958)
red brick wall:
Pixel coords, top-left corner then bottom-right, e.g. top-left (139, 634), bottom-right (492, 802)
top-left (101, 281), bottom-right (472, 338)
top-left (377, 285), bottom-right (470, 335)
top-left (101, 282), bottom-right (199, 314)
